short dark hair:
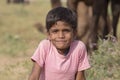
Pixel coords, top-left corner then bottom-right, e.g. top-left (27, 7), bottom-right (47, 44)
top-left (46, 7), bottom-right (77, 32)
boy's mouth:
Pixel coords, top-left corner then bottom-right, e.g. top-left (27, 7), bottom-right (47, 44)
top-left (55, 40), bottom-right (66, 43)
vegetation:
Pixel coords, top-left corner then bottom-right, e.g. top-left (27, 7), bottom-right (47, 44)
top-left (86, 39), bottom-right (120, 80)
top-left (0, 0), bottom-right (120, 80)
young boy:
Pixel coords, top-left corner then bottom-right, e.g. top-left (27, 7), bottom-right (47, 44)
top-left (28, 7), bottom-right (90, 80)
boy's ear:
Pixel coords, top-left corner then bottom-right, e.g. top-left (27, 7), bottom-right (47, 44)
top-left (73, 30), bottom-right (77, 39)
top-left (46, 32), bottom-right (50, 40)
top-left (74, 30), bottom-right (77, 35)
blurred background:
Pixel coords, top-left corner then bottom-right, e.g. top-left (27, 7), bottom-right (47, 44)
top-left (0, 0), bottom-right (120, 80)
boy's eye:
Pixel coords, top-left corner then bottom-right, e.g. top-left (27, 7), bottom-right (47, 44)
top-left (51, 29), bottom-right (58, 33)
top-left (63, 29), bottom-right (71, 32)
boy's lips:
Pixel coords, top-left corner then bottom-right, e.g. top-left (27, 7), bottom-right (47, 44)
top-left (55, 40), bottom-right (66, 42)
top-left (55, 41), bottom-right (66, 44)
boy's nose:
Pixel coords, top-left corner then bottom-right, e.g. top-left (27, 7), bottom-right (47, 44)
top-left (58, 31), bottom-right (65, 38)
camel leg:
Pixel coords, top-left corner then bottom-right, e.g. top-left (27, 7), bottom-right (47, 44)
top-left (50, 0), bottom-right (62, 8)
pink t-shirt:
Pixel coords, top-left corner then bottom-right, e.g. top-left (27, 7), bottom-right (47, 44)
top-left (31, 39), bottom-right (90, 80)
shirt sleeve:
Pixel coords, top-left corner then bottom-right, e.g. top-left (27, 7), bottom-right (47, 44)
top-left (31, 39), bottom-right (50, 68)
top-left (78, 42), bottom-right (91, 71)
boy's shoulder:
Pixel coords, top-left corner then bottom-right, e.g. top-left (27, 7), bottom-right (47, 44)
top-left (72, 40), bottom-right (85, 47)
top-left (38, 39), bottom-right (51, 47)
top-left (40, 39), bottom-right (50, 43)
top-left (71, 40), bottom-right (86, 51)
top-left (37, 39), bottom-right (51, 54)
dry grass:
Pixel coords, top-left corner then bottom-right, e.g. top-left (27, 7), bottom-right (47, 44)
top-left (0, 0), bottom-right (120, 80)
top-left (0, 0), bottom-right (50, 79)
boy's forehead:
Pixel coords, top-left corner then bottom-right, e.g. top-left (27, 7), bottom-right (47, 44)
top-left (48, 21), bottom-right (73, 31)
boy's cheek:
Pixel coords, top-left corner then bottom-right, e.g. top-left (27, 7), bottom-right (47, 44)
top-left (47, 35), bottom-right (54, 41)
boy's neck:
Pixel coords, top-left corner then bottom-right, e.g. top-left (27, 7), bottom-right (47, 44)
top-left (57, 47), bottom-right (70, 56)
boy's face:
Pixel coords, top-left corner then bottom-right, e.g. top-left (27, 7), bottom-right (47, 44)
top-left (48, 21), bottom-right (76, 53)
